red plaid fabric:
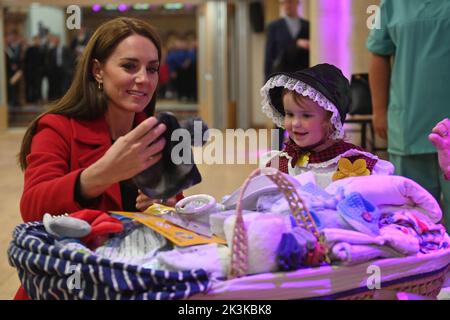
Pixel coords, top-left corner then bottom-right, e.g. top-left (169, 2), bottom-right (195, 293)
top-left (267, 140), bottom-right (378, 173)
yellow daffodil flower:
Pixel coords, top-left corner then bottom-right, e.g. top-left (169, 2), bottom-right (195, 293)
top-left (332, 158), bottom-right (370, 181)
top-left (295, 152), bottom-right (311, 167)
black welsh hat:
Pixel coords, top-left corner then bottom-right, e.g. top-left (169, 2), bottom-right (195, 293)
top-left (261, 63), bottom-right (351, 139)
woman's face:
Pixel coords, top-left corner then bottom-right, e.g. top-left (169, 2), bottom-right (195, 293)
top-left (283, 92), bottom-right (331, 148)
top-left (93, 34), bottom-right (159, 114)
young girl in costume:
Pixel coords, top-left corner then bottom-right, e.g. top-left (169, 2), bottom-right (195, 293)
top-left (260, 63), bottom-right (394, 187)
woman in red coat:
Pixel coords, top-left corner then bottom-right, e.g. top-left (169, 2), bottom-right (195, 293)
top-left (16, 17), bottom-right (178, 299)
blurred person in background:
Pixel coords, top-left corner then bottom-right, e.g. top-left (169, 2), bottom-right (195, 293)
top-left (265, 0), bottom-right (310, 150)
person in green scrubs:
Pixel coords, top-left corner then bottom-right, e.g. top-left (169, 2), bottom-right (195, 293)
top-left (367, 0), bottom-right (450, 229)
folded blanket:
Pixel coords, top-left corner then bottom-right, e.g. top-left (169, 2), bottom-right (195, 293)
top-left (325, 175), bottom-right (442, 223)
top-left (157, 244), bottom-right (230, 278)
top-left (380, 210), bottom-right (449, 254)
top-left (336, 192), bottom-right (381, 236)
top-left (321, 228), bottom-right (385, 247)
top-left (330, 242), bottom-right (402, 266)
top-left (379, 225), bottom-right (421, 255)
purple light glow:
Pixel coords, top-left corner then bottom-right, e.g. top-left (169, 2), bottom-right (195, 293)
top-left (318, 0), bottom-right (351, 79)
top-left (92, 4), bottom-right (101, 12)
top-left (297, 2), bottom-right (303, 17)
top-left (118, 4), bottom-right (128, 12)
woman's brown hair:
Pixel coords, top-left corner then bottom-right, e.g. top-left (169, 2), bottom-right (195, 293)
top-left (18, 17), bottom-right (162, 170)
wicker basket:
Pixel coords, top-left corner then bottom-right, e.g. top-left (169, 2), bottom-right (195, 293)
top-left (224, 168), bottom-right (450, 300)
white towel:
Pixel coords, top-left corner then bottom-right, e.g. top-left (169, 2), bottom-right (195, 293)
top-left (326, 175), bottom-right (442, 223)
top-left (156, 244), bottom-right (230, 278)
top-left (209, 210), bottom-right (254, 239)
top-left (224, 212), bottom-right (291, 275)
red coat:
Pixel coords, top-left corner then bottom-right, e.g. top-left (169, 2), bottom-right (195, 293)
top-left (21, 112), bottom-right (150, 222)
top-left (17, 112), bottom-right (185, 299)
top-left (18, 112), bottom-right (141, 300)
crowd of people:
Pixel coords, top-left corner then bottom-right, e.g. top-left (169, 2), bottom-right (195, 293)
top-left (159, 32), bottom-right (197, 102)
top-left (4, 25), bottom-right (197, 108)
top-left (4, 26), bottom-right (89, 107)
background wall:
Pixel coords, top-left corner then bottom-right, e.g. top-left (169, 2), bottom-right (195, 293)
top-left (310, 0), bottom-right (376, 77)
top-left (0, 0), bottom-right (380, 131)
top-left (27, 3), bottom-right (66, 45)
top-left (249, 0), bottom-right (378, 127)
top-left (81, 9), bottom-right (197, 43)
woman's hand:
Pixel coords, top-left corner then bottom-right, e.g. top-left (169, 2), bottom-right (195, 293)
top-left (429, 118), bottom-right (450, 179)
top-left (80, 117), bottom-right (166, 199)
top-left (135, 190), bottom-right (178, 211)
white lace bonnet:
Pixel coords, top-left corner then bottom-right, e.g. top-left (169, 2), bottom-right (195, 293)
top-left (260, 64), bottom-right (351, 140)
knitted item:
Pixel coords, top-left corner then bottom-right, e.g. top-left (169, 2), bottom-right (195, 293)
top-left (310, 209), bottom-right (352, 230)
top-left (304, 242), bottom-right (328, 266)
top-left (43, 213), bottom-right (91, 238)
top-left (336, 192), bottom-right (380, 237)
top-left (291, 226), bottom-right (318, 251)
top-left (9, 222), bottom-right (210, 300)
top-left (133, 112), bottom-right (201, 199)
top-left (94, 223), bottom-right (168, 267)
top-left (300, 182), bottom-right (344, 210)
top-left (291, 226), bottom-right (327, 267)
top-left (277, 233), bottom-right (305, 271)
top-left (69, 209), bottom-right (124, 249)
top-left (157, 244), bottom-right (230, 279)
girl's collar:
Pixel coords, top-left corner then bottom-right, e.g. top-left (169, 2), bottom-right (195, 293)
top-left (285, 138), bottom-right (336, 154)
top-left (284, 139), bottom-right (354, 165)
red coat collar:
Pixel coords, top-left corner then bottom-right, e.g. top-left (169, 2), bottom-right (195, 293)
top-left (72, 112), bottom-right (149, 146)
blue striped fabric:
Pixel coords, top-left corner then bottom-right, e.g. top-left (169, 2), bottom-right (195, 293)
top-left (7, 222), bottom-right (210, 300)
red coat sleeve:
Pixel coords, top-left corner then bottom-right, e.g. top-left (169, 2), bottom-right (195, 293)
top-left (20, 115), bottom-right (83, 222)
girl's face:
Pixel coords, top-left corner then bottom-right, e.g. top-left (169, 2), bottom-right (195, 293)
top-left (283, 92), bottom-right (331, 148)
top-left (93, 34), bottom-right (159, 114)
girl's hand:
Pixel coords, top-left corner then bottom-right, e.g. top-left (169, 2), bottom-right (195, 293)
top-left (80, 117), bottom-right (166, 199)
top-left (135, 190), bottom-right (178, 211)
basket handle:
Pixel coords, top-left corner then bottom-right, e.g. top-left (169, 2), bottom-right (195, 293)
top-left (229, 168), bottom-right (323, 278)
